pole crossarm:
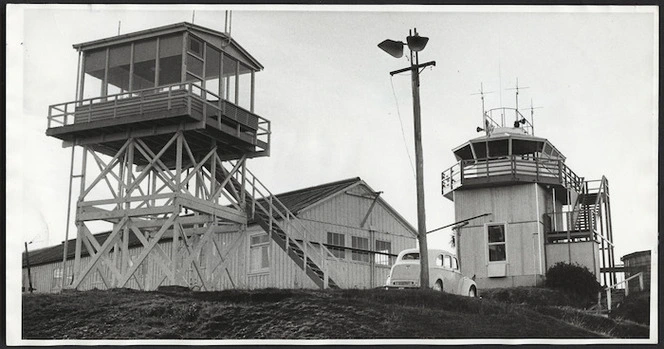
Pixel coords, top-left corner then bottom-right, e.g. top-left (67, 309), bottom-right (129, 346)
top-left (426, 213), bottom-right (492, 235)
top-left (389, 60), bottom-right (436, 76)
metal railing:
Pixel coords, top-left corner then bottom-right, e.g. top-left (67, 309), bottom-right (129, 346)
top-left (599, 272), bottom-right (644, 312)
top-left (221, 160), bottom-right (347, 288)
top-left (47, 82), bottom-right (271, 147)
top-left (484, 107), bottom-right (534, 135)
top-left (442, 155), bottom-right (583, 195)
top-left (545, 209), bottom-right (597, 234)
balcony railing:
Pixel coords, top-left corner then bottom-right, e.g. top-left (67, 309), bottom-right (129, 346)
top-left (47, 82), bottom-right (271, 147)
top-left (543, 209), bottom-right (598, 243)
top-left (441, 156), bottom-right (583, 196)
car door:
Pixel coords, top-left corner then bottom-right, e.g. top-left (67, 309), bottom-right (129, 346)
top-left (448, 256), bottom-right (464, 294)
top-left (441, 254), bottom-right (456, 293)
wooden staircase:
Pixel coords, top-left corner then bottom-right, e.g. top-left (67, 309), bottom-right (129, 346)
top-left (253, 210), bottom-right (339, 289)
top-left (214, 160), bottom-right (341, 289)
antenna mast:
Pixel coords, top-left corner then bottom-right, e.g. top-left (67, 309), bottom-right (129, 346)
top-left (506, 78), bottom-right (529, 123)
top-left (471, 83), bottom-right (494, 135)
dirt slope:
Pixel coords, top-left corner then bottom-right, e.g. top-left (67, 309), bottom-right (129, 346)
top-left (22, 287), bottom-right (642, 339)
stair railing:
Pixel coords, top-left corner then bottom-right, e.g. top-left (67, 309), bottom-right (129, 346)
top-left (599, 272), bottom-right (644, 312)
top-left (221, 160), bottom-right (345, 288)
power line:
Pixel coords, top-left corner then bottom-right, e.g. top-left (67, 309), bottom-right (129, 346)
top-left (389, 75), bottom-right (416, 179)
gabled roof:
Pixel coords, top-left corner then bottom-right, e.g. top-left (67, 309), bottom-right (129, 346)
top-left (23, 177), bottom-right (415, 268)
top-left (72, 22), bottom-right (263, 70)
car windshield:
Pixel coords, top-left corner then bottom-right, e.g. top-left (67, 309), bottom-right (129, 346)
top-left (401, 253), bottom-right (420, 260)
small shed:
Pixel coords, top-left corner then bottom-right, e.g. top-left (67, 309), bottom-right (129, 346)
top-left (621, 250), bottom-right (651, 293)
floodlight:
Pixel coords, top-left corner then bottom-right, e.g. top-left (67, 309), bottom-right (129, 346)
top-left (406, 34), bottom-right (429, 52)
top-left (378, 39), bottom-right (405, 58)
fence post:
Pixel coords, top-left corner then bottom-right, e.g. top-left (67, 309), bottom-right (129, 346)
top-left (607, 288), bottom-right (612, 312)
top-left (625, 282), bottom-right (630, 297)
top-left (597, 292), bottom-right (602, 314)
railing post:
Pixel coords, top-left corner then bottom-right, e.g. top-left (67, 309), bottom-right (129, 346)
top-left (459, 162), bottom-right (464, 186)
top-left (639, 272), bottom-right (644, 291)
top-left (167, 88), bottom-right (172, 110)
top-left (251, 177), bottom-right (256, 219)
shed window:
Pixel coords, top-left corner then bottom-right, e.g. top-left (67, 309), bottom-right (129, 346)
top-left (351, 236), bottom-right (370, 263)
top-left (327, 232), bottom-right (345, 259)
top-left (375, 240), bottom-right (392, 266)
top-left (487, 224), bottom-right (507, 262)
top-left (452, 257), bottom-right (459, 270)
top-left (249, 233), bottom-right (270, 273)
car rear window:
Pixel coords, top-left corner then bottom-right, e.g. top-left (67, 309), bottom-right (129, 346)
top-left (401, 253), bottom-right (420, 260)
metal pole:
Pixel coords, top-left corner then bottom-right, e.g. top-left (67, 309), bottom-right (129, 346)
top-left (61, 145), bottom-right (77, 291)
top-left (410, 29), bottom-right (429, 290)
top-left (25, 242), bottom-right (34, 293)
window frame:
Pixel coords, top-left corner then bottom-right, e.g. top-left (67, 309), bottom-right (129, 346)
top-left (486, 223), bottom-right (508, 264)
top-left (374, 239), bottom-right (392, 266)
top-left (326, 232), bottom-right (346, 259)
top-left (351, 236), bottom-right (370, 263)
top-left (248, 233), bottom-right (270, 274)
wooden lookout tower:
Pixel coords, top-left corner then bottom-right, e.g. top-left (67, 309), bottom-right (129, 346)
top-left (46, 22), bottom-right (345, 291)
top-left (441, 103), bottom-right (616, 289)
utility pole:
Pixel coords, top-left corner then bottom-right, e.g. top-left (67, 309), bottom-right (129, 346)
top-left (24, 242), bottom-right (34, 293)
top-left (379, 28), bottom-right (435, 289)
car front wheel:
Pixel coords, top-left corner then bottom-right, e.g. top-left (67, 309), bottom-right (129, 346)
top-left (468, 286), bottom-right (477, 297)
top-left (433, 280), bottom-right (443, 292)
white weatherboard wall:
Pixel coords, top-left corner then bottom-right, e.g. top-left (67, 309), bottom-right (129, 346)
top-left (455, 183), bottom-right (547, 289)
top-left (545, 241), bottom-right (600, 281)
top-left (23, 182), bottom-right (417, 292)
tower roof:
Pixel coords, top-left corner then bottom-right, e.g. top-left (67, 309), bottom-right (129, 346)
top-left (72, 22), bottom-right (263, 71)
top-left (452, 127), bottom-right (566, 161)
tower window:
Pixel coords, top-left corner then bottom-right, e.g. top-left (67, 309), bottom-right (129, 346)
top-left (487, 224), bottom-right (507, 262)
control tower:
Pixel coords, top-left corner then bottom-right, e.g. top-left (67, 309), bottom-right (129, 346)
top-left (441, 103), bottom-right (616, 289)
top-left (46, 23), bottom-right (340, 291)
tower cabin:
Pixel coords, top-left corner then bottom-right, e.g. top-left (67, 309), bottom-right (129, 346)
top-left (441, 106), bottom-right (616, 289)
top-left (46, 22), bottom-right (270, 161)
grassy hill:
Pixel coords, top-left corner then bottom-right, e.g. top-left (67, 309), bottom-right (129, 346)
top-left (22, 287), bottom-right (648, 339)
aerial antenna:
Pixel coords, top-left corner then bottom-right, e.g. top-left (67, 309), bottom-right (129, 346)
top-left (224, 10), bottom-right (233, 46)
top-left (471, 83), bottom-right (494, 134)
top-left (506, 78), bottom-right (529, 123)
top-left (528, 98), bottom-right (543, 136)
top-left (117, 21), bottom-right (121, 36)
top-left (192, 10), bottom-right (196, 23)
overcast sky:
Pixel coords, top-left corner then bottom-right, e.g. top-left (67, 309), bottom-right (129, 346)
top-left (6, 4), bottom-right (657, 269)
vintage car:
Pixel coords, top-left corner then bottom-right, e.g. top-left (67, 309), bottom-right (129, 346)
top-left (385, 248), bottom-right (478, 297)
